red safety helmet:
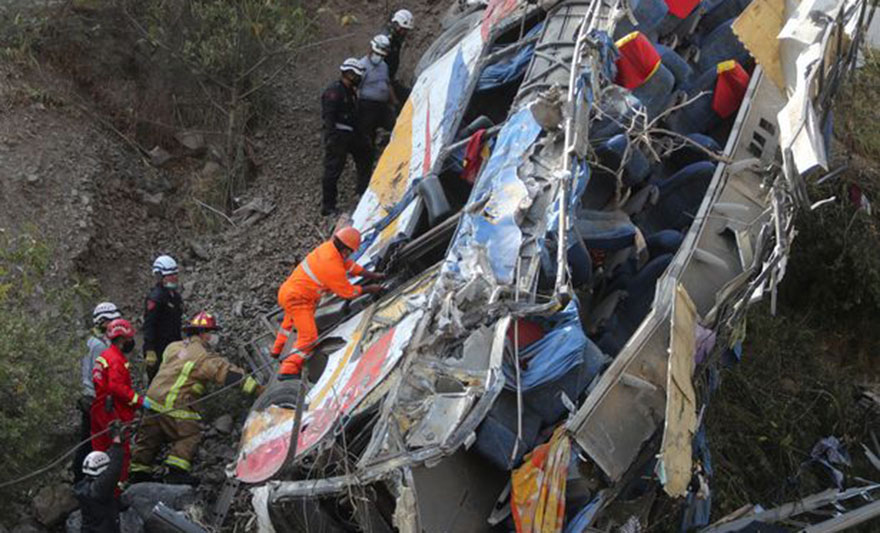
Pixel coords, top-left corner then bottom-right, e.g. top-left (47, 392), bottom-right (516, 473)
top-left (183, 311), bottom-right (221, 332)
top-left (334, 226), bottom-right (362, 251)
top-left (105, 318), bottom-right (135, 340)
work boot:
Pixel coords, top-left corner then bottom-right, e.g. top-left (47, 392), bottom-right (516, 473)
top-left (164, 467), bottom-right (200, 486)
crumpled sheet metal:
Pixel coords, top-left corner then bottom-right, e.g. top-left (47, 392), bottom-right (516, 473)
top-left (656, 284), bottom-right (699, 498)
top-left (775, 0), bottom-right (863, 177)
top-left (445, 107), bottom-right (543, 285)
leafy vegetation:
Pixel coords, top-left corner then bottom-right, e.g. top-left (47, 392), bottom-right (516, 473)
top-left (705, 50), bottom-right (880, 523)
top-left (0, 231), bottom-right (95, 479)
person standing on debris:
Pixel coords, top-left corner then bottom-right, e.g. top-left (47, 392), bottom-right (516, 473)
top-left (91, 318), bottom-right (155, 485)
top-left (271, 227), bottom-right (385, 379)
top-left (74, 302), bottom-right (123, 483)
top-left (130, 311), bottom-right (262, 485)
top-left (359, 34), bottom-right (398, 165)
top-left (383, 9), bottom-right (414, 101)
top-left (76, 421), bottom-right (128, 533)
top-left (143, 255), bottom-right (183, 383)
top-left (321, 58), bottom-right (372, 216)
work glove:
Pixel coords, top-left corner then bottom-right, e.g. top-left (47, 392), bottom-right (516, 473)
top-left (141, 397), bottom-right (155, 411)
top-left (363, 284), bottom-right (383, 295)
top-left (242, 376), bottom-right (261, 395)
top-left (144, 350), bottom-right (158, 368)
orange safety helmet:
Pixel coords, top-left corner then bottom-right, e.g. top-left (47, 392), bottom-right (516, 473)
top-left (334, 226), bottom-right (362, 251)
top-left (183, 310), bottom-right (221, 332)
top-left (106, 318), bottom-right (135, 340)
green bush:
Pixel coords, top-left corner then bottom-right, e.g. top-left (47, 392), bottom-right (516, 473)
top-left (0, 231), bottom-right (94, 478)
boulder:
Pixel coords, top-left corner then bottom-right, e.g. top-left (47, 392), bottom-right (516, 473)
top-left (33, 483), bottom-right (78, 526)
top-left (122, 483), bottom-right (194, 521)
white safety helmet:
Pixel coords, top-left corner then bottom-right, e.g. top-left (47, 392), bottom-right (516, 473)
top-left (340, 57), bottom-right (366, 77)
top-left (82, 451), bottom-right (111, 476)
top-left (152, 255), bottom-right (179, 276)
top-left (92, 302), bottom-right (122, 325)
top-left (371, 34), bottom-right (392, 56)
top-left (392, 9), bottom-right (414, 30)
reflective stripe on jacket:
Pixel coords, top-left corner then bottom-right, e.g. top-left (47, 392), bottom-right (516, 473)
top-left (614, 31), bottom-right (662, 90)
top-left (147, 338), bottom-right (246, 420)
top-left (278, 240), bottom-right (366, 307)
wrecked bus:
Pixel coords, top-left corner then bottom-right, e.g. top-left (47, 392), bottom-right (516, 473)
top-left (230, 0), bottom-right (869, 530)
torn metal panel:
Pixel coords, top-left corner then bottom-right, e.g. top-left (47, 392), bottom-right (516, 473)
top-left (733, 0), bottom-right (787, 90)
top-left (657, 285), bottom-right (698, 498)
top-left (406, 393), bottom-right (477, 448)
top-left (250, 485), bottom-right (276, 533)
top-left (445, 107), bottom-right (543, 285)
top-left (701, 484), bottom-right (880, 533)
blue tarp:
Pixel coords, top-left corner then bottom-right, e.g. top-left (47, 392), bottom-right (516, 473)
top-left (476, 24), bottom-right (543, 91)
top-left (503, 300), bottom-right (601, 391)
top-left (446, 107), bottom-right (542, 284)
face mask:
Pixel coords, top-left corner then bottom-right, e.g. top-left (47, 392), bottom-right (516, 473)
top-left (370, 53), bottom-right (383, 65)
top-left (206, 333), bottom-right (220, 348)
top-left (122, 339), bottom-right (135, 354)
top-left (164, 281), bottom-right (178, 290)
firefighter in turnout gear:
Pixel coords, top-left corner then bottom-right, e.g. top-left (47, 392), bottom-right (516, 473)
top-left (143, 255), bottom-right (184, 383)
top-left (271, 227), bottom-right (385, 378)
top-left (130, 311), bottom-right (262, 485)
top-left (321, 58), bottom-right (372, 216)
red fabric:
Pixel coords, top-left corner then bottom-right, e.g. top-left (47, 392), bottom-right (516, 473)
top-left (90, 344), bottom-right (141, 482)
top-left (712, 61), bottom-right (750, 119)
top-left (664, 0), bottom-right (700, 19)
top-left (614, 32), bottom-right (661, 89)
top-left (461, 129), bottom-right (487, 184)
top-left (506, 319), bottom-right (545, 350)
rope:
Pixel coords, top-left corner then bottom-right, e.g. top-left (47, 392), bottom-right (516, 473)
top-left (0, 357), bottom-right (278, 490)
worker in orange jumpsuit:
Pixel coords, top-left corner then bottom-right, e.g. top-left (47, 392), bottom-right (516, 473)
top-left (272, 227), bottom-right (385, 379)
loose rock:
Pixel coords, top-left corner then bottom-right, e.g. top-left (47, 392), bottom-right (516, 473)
top-left (214, 414), bottom-right (234, 435)
top-left (33, 483), bottom-right (78, 527)
top-left (148, 146), bottom-right (172, 167)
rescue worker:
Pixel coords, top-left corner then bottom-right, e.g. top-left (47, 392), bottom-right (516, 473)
top-left (91, 318), bottom-right (154, 484)
top-left (76, 422), bottom-right (127, 533)
top-left (143, 255), bottom-right (183, 383)
top-left (383, 9), bottom-right (414, 101)
top-left (130, 311), bottom-right (262, 485)
top-left (74, 302), bottom-right (122, 483)
top-left (358, 34), bottom-right (398, 166)
top-left (321, 58), bottom-right (372, 216)
top-left (272, 227), bottom-right (385, 378)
